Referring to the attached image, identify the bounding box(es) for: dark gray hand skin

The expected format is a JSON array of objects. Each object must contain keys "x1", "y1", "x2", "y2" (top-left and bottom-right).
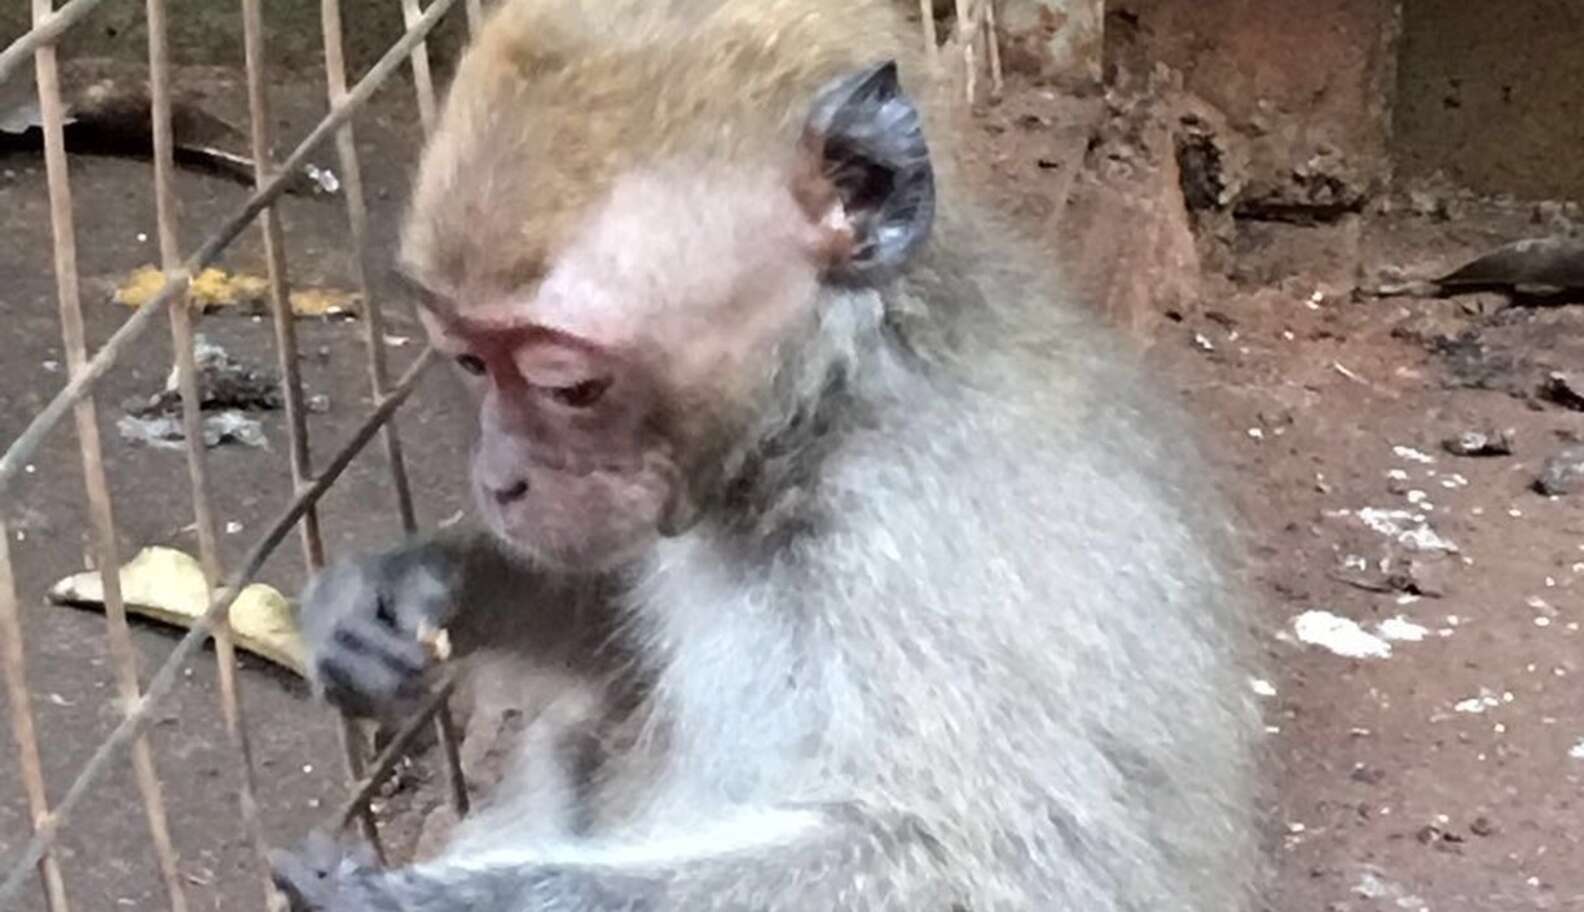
[{"x1": 271, "y1": 1, "x2": 1268, "y2": 909}]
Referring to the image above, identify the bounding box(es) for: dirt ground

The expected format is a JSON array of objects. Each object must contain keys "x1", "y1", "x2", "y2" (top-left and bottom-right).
[{"x1": 2, "y1": 66, "x2": 1583, "y2": 912}]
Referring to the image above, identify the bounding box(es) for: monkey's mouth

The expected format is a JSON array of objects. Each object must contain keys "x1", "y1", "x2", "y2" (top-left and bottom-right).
[{"x1": 472, "y1": 466, "x2": 671, "y2": 574}]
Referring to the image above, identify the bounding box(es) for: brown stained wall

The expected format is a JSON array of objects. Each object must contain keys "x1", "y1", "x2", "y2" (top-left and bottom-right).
[
  {"x1": 1106, "y1": 0, "x2": 1399, "y2": 213},
  {"x1": 1394, "y1": 0, "x2": 1584, "y2": 200}
]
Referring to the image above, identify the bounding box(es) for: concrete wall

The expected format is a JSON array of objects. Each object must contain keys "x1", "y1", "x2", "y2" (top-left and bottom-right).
[{"x1": 1393, "y1": 0, "x2": 1584, "y2": 200}]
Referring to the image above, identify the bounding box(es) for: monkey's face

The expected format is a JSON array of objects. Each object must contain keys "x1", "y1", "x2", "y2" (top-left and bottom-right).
[
  {"x1": 413, "y1": 165, "x2": 835, "y2": 572},
  {"x1": 401, "y1": 54, "x2": 936, "y2": 573}
]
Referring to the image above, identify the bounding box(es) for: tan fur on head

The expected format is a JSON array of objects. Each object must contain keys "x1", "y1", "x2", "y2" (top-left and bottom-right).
[{"x1": 400, "y1": 0, "x2": 942, "y2": 306}]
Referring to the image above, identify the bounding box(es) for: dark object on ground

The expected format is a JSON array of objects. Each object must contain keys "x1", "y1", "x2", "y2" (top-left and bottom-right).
[
  {"x1": 1435, "y1": 236, "x2": 1584, "y2": 295},
  {"x1": 1442, "y1": 429, "x2": 1515, "y2": 457},
  {"x1": 0, "y1": 58, "x2": 328, "y2": 194},
  {"x1": 124, "y1": 336, "x2": 283, "y2": 417},
  {"x1": 1540, "y1": 372, "x2": 1584, "y2": 411}
]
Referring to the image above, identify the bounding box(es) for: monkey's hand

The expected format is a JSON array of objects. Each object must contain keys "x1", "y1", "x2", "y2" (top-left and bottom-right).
[
  {"x1": 269, "y1": 830, "x2": 383, "y2": 912},
  {"x1": 297, "y1": 545, "x2": 461, "y2": 721}
]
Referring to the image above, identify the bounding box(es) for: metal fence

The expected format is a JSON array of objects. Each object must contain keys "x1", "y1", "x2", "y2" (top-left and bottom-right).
[
  {"x1": 0, "y1": 1, "x2": 482, "y2": 908},
  {"x1": 0, "y1": 1, "x2": 1000, "y2": 908}
]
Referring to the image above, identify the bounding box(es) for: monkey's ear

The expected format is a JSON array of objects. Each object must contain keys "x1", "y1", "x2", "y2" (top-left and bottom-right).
[{"x1": 801, "y1": 60, "x2": 935, "y2": 286}]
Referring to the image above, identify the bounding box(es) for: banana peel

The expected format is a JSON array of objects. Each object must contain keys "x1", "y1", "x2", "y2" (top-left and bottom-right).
[{"x1": 47, "y1": 546, "x2": 306, "y2": 678}]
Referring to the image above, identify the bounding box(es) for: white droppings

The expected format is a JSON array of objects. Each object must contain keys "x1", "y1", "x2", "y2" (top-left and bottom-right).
[
  {"x1": 1247, "y1": 428, "x2": 1265, "y2": 440},
  {"x1": 1569, "y1": 739, "x2": 1584, "y2": 760},
  {"x1": 1393, "y1": 445, "x2": 1437, "y2": 464},
  {"x1": 1454, "y1": 690, "x2": 1501, "y2": 714},
  {"x1": 1534, "y1": 616, "x2": 1552, "y2": 628},
  {"x1": 1378, "y1": 616, "x2": 1430, "y2": 642},
  {"x1": 1249, "y1": 678, "x2": 1278, "y2": 697},
  {"x1": 1194, "y1": 333, "x2": 1215, "y2": 351},
  {"x1": 1293, "y1": 611, "x2": 1392, "y2": 659},
  {"x1": 1387, "y1": 468, "x2": 1410, "y2": 481}
]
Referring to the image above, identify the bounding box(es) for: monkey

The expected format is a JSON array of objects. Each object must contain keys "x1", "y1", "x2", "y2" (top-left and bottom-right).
[{"x1": 269, "y1": 0, "x2": 1267, "y2": 909}]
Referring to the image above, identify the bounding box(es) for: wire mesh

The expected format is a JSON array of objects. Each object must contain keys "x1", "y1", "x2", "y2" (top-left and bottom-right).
[{"x1": 0, "y1": 0, "x2": 461, "y2": 908}]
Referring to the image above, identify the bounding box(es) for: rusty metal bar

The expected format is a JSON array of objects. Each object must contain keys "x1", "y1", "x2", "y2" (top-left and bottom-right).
[
  {"x1": 30, "y1": 3, "x2": 191, "y2": 909},
  {"x1": 322, "y1": 0, "x2": 420, "y2": 537},
  {"x1": 918, "y1": 0, "x2": 938, "y2": 67},
  {"x1": 0, "y1": 0, "x2": 106, "y2": 87},
  {"x1": 0, "y1": 348, "x2": 439, "y2": 910},
  {"x1": 0, "y1": 521, "x2": 69, "y2": 912},
  {"x1": 240, "y1": 0, "x2": 326, "y2": 574},
  {"x1": 323, "y1": 0, "x2": 416, "y2": 859},
  {"x1": 983, "y1": 0, "x2": 1003, "y2": 99},
  {"x1": 143, "y1": 0, "x2": 279, "y2": 905},
  {"x1": 399, "y1": 0, "x2": 438, "y2": 134},
  {"x1": 0, "y1": 0, "x2": 461, "y2": 498},
  {"x1": 389, "y1": 0, "x2": 470, "y2": 820}
]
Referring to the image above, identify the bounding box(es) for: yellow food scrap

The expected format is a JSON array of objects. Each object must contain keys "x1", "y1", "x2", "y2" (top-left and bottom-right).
[
  {"x1": 48, "y1": 546, "x2": 307, "y2": 677},
  {"x1": 113, "y1": 264, "x2": 359, "y2": 317},
  {"x1": 288, "y1": 287, "x2": 361, "y2": 317},
  {"x1": 417, "y1": 619, "x2": 454, "y2": 662}
]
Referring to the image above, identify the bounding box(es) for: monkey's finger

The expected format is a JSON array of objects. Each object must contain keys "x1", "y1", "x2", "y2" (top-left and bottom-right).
[
  {"x1": 332, "y1": 618, "x2": 430, "y2": 676},
  {"x1": 319, "y1": 652, "x2": 428, "y2": 718}
]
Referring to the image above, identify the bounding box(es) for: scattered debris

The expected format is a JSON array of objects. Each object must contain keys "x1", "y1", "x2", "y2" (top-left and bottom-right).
[
  {"x1": 1570, "y1": 739, "x2": 1584, "y2": 761},
  {"x1": 117, "y1": 411, "x2": 267, "y2": 450},
  {"x1": 1249, "y1": 678, "x2": 1277, "y2": 697},
  {"x1": 125, "y1": 336, "x2": 282, "y2": 416},
  {"x1": 1534, "y1": 446, "x2": 1584, "y2": 496},
  {"x1": 1392, "y1": 445, "x2": 1437, "y2": 465},
  {"x1": 114, "y1": 265, "x2": 361, "y2": 318},
  {"x1": 47, "y1": 546, "x2": 305, "y2": 676},
  {"x1": 1353, "y1": 507, "x2": 1459, "y2": 553},
  {"x1": 306, "y1": 394, "x2": 332, "y2": 414},
  {"x1": 1443, "y1": 429, "x2": 1515, "y2": 457}
]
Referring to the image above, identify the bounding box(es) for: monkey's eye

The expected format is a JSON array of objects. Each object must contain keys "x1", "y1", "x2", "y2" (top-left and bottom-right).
[
  {"x1": 455, "y1": 354, "x2": 487, "y2": 376},
  {"x1": 548, "y1": 377, "x2": 611, "y2": 409}
]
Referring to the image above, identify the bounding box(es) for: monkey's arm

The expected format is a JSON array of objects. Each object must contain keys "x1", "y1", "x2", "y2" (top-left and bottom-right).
[{"x1": 273, "y1": 805, "x2": 941, "y2": 911}]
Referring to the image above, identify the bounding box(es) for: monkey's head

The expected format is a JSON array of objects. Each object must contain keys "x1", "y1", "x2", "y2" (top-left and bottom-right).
[{"x1": 399, "y1": 1, "x2": 935, "y2": 572}]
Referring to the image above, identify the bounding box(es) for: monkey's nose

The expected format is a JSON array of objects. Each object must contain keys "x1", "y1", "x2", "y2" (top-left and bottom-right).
[{"x1": 491, "y1": 479, "x2": 530, "y2": 505}]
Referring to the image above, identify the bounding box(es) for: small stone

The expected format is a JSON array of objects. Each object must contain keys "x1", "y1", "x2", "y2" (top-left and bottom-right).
[
  {"x1": 1443, "y1": 429, "x2": 1515, "y2": 458},
  {"x1": 1468, "y1": 816, "x2": 1496, "y2": 837},
  {"x1": 1534, "y1": 446, "x2": 1584, "y2": 496}
]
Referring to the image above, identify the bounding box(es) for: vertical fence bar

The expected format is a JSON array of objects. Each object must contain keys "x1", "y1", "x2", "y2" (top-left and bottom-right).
[
  {"x1": 320, "y1": 0, "x2": 420, "y2": 537},
  {"x1": 464, "y1": 0, "x2": 483, "y2": 35},
  {"x1": 918, "y1": 0, "x2": 938, "y2": 68},
  {"x1": 394, "y1": 0, "x2": 470, "y2": 819},
  {"x1": 144, "y1": 0, "x2": 280, "y2": 906},
  {"x1": 30, "y1": 3, "x2": 191, "y2": 910},
  {"x1": 0, "y1": 521, "x2": 69, "y2": 912},
  {"x1": 239, "y1": 0, "x2": 326, "y2": 574},
  {"x1": 238, "y1": 0, "x2": 388, "y2": 862},
  {"x1": 399, "y1": 0, "x2": 438, "y2": 134}
]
